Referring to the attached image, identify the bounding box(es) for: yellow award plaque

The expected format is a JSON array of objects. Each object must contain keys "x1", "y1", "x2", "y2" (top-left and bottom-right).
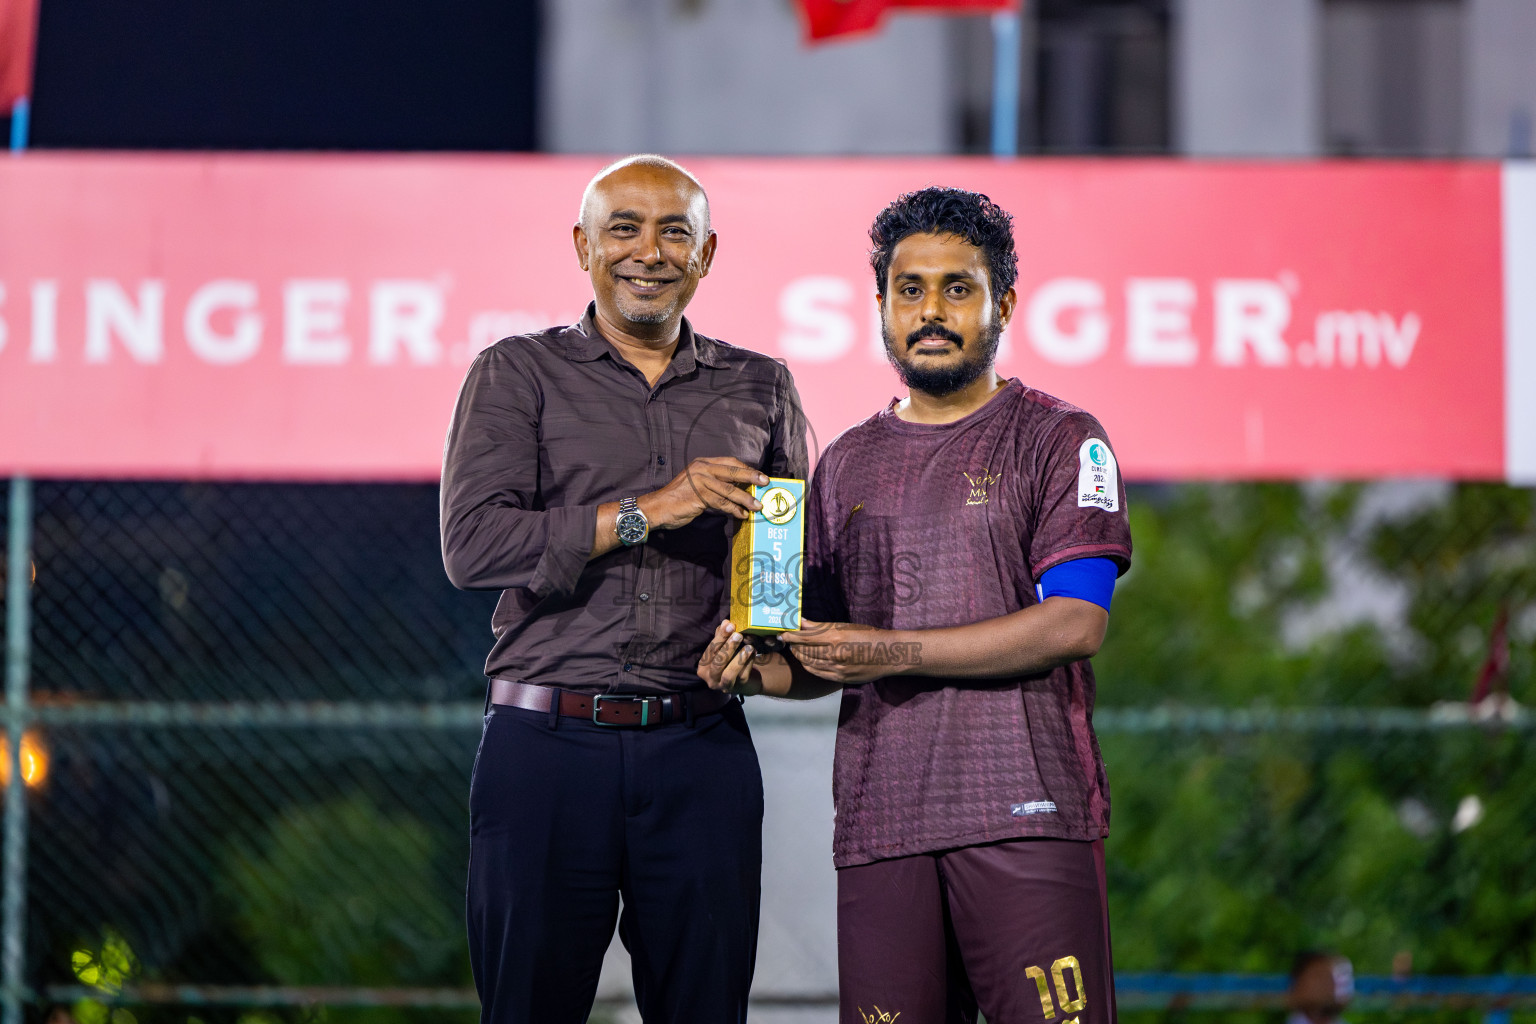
[{"x1": 729, "y1": 477, "x2": 805, "y2": 635}]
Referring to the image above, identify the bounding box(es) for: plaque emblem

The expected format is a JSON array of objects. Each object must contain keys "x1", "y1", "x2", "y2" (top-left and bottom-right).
[{"x1": 760, "y1": 485, "x2": 798, "y2": 525}]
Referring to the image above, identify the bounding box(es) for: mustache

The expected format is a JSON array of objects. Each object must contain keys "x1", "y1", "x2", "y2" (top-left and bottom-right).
[{"x1": 906, "y1": 324, "x2": 965, "y2": 349}]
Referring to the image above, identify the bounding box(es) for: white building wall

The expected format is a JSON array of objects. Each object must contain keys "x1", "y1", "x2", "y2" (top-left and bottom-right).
[{"x1": 541, "y1": 0, "x2": 959, "y2": 156}]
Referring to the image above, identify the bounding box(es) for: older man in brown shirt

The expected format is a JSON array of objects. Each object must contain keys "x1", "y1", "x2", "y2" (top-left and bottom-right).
[{"x1": 441, "y1": 155, "x2": 808, "y2": 1024}]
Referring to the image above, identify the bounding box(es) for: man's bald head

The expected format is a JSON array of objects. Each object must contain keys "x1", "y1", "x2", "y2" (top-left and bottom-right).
[
  {"x1": 579, "y1": 154, "x2": 711, "y2": 235},
  {"x1": 573, "y1": 153, "x2": 718, "y2": 340}
]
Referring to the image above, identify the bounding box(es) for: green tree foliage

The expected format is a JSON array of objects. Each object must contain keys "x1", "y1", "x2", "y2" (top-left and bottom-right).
[
  {"x1": 1100, "y1": 483, "x2": 1535, "y2": 708},
  {"x1": 220, "y1": 796, "x2": 470, "y2": 1024},
  {"x1": 70, "y1": 929, "x2": 142, "y2": 1024},
  {"x1": 1098, "y1": 483, "x2": 1536, "y2": 1020}
]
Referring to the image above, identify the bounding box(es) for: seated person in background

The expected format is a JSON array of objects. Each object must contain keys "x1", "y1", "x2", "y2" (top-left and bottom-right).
[{"x1": 1288, "y1": 952, "x2": 1355, "y2": 1024}]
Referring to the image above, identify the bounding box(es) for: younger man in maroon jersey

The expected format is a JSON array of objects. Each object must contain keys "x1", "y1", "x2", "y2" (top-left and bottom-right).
[{"x1": 699, "y1": 188, "x2": 1131, "y2": 1023}]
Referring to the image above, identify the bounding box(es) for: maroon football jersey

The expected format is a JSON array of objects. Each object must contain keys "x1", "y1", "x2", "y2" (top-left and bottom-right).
[{"x1": 802, "y1": 379, "x2": 1132, "y2": 868}]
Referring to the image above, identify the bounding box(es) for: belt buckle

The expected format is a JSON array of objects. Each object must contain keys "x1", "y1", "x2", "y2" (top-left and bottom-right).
[{"x1": 592, "y1": 694, "x2": 653, "y2": 727}]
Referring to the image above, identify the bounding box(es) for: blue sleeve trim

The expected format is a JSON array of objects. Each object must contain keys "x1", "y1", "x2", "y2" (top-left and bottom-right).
[{"x1": 1037, "y1": 557, "x2": 1117, "y2": 612}]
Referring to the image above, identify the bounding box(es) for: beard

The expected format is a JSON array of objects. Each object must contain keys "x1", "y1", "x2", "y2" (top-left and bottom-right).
[
  {"x1": 614, "y1": 295, "x2": 676, "y2": 325},
  {"x1": 882, "y1": 315, "x2": 1003, "y2": 398}
]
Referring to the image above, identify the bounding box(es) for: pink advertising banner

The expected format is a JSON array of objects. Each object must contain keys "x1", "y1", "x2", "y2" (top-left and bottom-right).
[{"x1": 0, "y1": 154, "x2": 1510, "y2": 481}]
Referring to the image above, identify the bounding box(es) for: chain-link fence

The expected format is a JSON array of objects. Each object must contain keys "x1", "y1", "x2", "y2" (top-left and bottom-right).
[
  {"x1": 10, "y1": 480, "x2": 495, "y2": 1024},
  {"x1": 5, "y1": 478, "x2": 1535, "y2": 1024}
]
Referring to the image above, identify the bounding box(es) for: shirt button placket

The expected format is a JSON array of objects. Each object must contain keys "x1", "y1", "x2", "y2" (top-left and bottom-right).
[
  {"x1": 624, "y1": 385, "x2": 656, "y2": 690},
  {"x1": 635, "y1": 400, "x2": 671, "y2": 647}
]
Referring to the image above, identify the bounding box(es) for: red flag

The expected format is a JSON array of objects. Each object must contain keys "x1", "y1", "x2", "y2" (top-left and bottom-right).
[
  {"x1": 1470, "y1": 605, "x2": 1510, "y2": 705},
  {"x1": 798, "y1": 0, "x2": 1017, "y2": 43},
  {"x1": 0, "y1": 0, "x2": 39, "y2": 109}
]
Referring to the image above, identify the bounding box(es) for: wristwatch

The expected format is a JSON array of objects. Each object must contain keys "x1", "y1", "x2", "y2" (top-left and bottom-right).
[{"x1": 616, "y1": 496, "x2": 649, "y2": 546}]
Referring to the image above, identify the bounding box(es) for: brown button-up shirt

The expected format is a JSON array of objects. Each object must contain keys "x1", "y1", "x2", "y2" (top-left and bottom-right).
[{"x1": 441, "y1": 305, "x2": 810, "y2": 695}]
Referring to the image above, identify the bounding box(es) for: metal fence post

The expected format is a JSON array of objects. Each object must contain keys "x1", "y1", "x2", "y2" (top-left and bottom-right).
[{"x1": 4, "y1": 477, "x2": 33, "y2": 1024}]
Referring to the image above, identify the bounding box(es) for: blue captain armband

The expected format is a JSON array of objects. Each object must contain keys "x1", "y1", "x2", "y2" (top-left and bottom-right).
[{"x1": 1035, "y1": 557, "x2": 1118, "y2": 612}]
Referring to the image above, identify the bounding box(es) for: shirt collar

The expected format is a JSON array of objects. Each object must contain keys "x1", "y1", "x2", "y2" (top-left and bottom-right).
[{"x1": 563, "y1": 303, "x2": 725, "y2": 370}]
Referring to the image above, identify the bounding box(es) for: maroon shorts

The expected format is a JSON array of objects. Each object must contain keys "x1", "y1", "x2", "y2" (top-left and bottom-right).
[{"x1": 837, "y1": 838, "x2": 1117, "y2": 1024}]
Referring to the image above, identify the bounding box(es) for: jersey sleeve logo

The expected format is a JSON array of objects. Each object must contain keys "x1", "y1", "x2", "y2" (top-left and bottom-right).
[{"x1": 1077, "y1": 438, "x2": 1119, "y2": 511}]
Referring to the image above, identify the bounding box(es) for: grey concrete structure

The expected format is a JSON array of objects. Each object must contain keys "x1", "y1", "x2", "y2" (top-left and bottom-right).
[
  {"x1": 541, "y1": 0, "x2": 959, "y2": 155},
  {"x1": 1174, "y1": 0, "x2": 1321, "y2": 157},
  {"x1": 1323, "y1": 0, "x2": 1463, "y2": 156},
  {"x1": 1465, "y1": 0, "x2": 1536, "y2": 157}
]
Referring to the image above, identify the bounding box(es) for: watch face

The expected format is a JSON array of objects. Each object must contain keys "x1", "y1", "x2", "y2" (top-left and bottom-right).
[{"x1": 616, "y1": 511, "x2": 648, "y2": 545}]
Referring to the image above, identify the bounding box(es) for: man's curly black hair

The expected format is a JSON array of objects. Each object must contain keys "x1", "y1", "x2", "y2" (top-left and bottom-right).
[{"x1": 869, "y1": 187, "x2": 1018, "y2": 300}]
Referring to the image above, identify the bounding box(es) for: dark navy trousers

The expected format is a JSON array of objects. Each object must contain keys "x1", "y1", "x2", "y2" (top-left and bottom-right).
[{"x1": 467, "y1": 698, "x2": 764, "y2": 1024}]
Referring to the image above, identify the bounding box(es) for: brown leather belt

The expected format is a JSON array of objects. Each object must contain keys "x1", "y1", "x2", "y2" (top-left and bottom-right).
[{"x1": 489, "y1": 678, "x2": 735, "y2": 727}]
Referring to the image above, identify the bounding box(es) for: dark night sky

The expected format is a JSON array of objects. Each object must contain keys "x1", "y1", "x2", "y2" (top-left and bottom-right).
[{"x1": 15, "y1": 0, "x2": 541, "y2": 150}]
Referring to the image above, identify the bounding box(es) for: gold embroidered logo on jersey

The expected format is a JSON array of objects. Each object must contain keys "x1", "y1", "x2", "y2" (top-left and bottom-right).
[
  {"x1": 962, "y1": 469, "x2": 1001, "y2": 506},
  {"x1": 859, "y1": 1008, "x2": 901, "y2": 1023}
]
